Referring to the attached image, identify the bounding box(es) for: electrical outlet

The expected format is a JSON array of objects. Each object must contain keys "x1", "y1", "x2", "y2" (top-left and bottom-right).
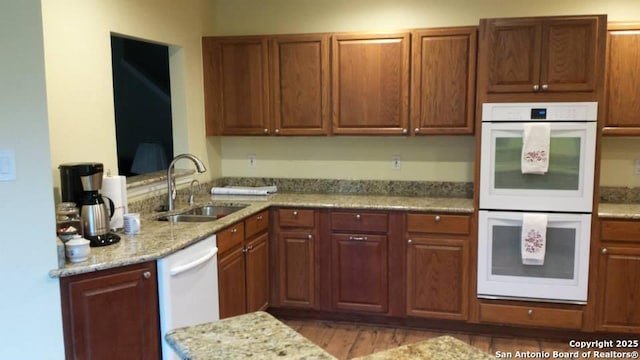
[
  {"x1": 635, "y1": 159, "x2": 640, "y2": 175},
  {"x1": 0, "y1": 149, "x2": 16, "y2": 181},
  {"x1": 391, "y1": 155, "x2": 401, "y2": 171},
  {"x1": 248, "y1": 154, "x2": 256, "y2": 169}
]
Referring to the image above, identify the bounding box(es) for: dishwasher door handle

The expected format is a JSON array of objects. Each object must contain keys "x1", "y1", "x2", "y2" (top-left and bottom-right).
[{"x1": 170, "y1": 247, "x2": 218, "y2": 276}]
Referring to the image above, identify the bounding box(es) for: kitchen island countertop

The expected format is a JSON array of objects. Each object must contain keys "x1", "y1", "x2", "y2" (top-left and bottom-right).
[
  {"x1": 165, "y1": 311, "x2": 492, "y2": 360},
  {"x1": 50, "y1": 193, "x2": 473, "y2": 278}
]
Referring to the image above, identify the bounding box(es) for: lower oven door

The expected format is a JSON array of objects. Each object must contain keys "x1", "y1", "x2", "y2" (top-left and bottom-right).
[{"x1": 477, "y1": 210, "x2": 591, "y2": 303}]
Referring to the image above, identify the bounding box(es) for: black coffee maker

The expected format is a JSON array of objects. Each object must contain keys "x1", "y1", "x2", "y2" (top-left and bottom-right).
[{"x1": 59, "y1": 163, "x2": 120, "y2": 247}]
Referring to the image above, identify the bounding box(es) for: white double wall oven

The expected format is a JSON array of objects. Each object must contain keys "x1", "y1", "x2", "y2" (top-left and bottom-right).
[{"x1": 477, "y1": 102, "x2": 598, "y2": 304}]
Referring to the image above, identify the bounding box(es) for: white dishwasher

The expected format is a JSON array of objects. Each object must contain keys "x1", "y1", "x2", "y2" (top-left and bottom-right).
[{"x1": 157, "y1": 235, "x2": 220, "y2": 360}]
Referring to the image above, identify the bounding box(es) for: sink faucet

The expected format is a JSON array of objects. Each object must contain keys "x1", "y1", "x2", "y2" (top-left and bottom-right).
[{"x1": 167, "y1": 154, "x2": 207, "y2": 211}]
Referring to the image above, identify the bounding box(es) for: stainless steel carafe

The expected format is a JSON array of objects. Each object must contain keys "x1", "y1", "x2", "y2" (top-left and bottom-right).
[{"x1": 59, "y1": 162, "x2": 120, "y2": 247}]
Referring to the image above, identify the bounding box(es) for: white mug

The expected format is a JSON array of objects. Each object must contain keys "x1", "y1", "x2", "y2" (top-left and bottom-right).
[{"x1": 123, "y1": 213, "x2": 141, "y2": 234}]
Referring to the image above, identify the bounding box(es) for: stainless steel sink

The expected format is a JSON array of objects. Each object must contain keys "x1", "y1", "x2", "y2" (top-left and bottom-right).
[{"x1": 156, "y1": 205, "x2": 248, "y2": 222}]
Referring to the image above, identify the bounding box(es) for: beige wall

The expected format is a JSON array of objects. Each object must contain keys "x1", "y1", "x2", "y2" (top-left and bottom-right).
[
  {"x1": 0, "y1": 1, "x2": 64, "y2": 357},
  {"x1": 210, "y1": 0, "x2": 640, "y2": 185},
  {"x1": 42, "y1": 0, "x2": 220, "y2": 190}
]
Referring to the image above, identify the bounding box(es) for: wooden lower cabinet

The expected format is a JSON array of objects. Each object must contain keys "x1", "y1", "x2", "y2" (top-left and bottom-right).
[
  {"x1": 218, "y1": 246, "x2": 247, "y2": 319},
  {"x1": 406, "y1": 237, "x2": 468, "y2": 320},
  {"x1": 59, "y1": 261, "x2": 160, "y2": 360},
  {"x1": 596, "y1": 218, "x2": 640, "y2": 333},
  {"x1": 274, "y1": 208, "x2": 318, "y2": 309},
  {"x1": 246, "y1": 233, "x2": 270, "y2": 312},
  {"x1": 406, "y1": 213, "x2": 470, "y2": 321},
  {"x1": 218, "y1": 210, "x2": 270, "y2": 319},
  {"x1": 278, "y1": 230, "x2": 316, "y2": 308},
  {"x1": 332, "y1": 233, "x2": 388, "y2": 313},
  {"x1": 479, "y1": 302, "x2": 583, "y2": 330}
]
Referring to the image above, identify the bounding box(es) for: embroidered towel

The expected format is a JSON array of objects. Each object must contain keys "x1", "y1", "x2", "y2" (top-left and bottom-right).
[
  {"x1": 521, "y1": 213, "x2": 548, "y2": 266},
  {"x1": 521, "y1": 123, "x2": 551, "y2": 174}
]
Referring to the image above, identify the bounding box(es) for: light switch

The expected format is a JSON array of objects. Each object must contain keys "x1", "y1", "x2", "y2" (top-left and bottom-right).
[{"x1": 0, "y1": 149, "x2": 16, "y2": 181}]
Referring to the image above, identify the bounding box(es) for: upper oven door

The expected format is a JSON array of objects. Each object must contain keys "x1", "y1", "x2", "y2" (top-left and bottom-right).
[{"x1": 480, "y1": 121, "x2": 596, "y2": 212}]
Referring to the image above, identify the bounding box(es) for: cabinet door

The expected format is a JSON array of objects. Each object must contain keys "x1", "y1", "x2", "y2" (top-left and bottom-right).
[
  {"x1": 411, "y1": 27, "x2": 476, "y2": 135},
  {"x1": 202, "y1": 36, "x2": 270, "y2": 135},
  {"x1": 406, "y1": 237, "x2": 468, "y2": 320},
  {"x1": 331, "y1": 32, "x2": 410, "y2": 135},
  {"x1": 218, "y1": 246, "x2": 246, "y2": 318},
  {"x1": 481, "y1": 18, "x2": 542, "y2": 93},
  {"x1": 541, "y1": 17, "x2": 599, "y2": 92},
  {"x1": 597, "y1": 245, "x2": 640, "y2": 333},
  {"x1": 271, "y1": 34, "x2": 330, "y2": 135},
  {"x1": 60, "y1": 262, "x2": 160, "y2": 360},
  {"x1": 278, "y1": 230, "x2": 315, "y2": 308},
  {"x1": 246, "y1": 232, "x2": 270, "y2": 312},
  {"x1": 604, "y1": 24, "x2": 640, "y2": 134},
  {"x1": 332, "y1": 234, "x2": 388, "y2": 313}
]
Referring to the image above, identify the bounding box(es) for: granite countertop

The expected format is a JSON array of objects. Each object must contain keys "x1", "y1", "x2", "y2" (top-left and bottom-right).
[
  {"x1": 50, "y1": 193, "x2": 473, "y2": 278},
  {"x1": 165, "y1": 311, "x2": 492, "y2": 360},
  {"x1": 598, "y1": 203, "x2": 640, "y2": 219},
  {"x1": 352, "y1": 335, "x2": 492, "y2": 360},
  {"x1": 165, "y1": 311, "x2": 335, "y2": 360}
]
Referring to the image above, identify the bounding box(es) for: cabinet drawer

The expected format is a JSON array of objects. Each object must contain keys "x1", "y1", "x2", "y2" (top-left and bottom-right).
[
  {"x1": 278, "y1": 208, "x2": 315, "y2": 228},
  {"x1": 601, "y1": 219, "x2": 640, "y2": 243},
  {"x1": 480, "y1": 303, "x2": 583, "y2": 330},
  {"x1": 217, "y1": 222, "x2": 245, "y2": 255},
  {"x1": 245, "y1": 210, "x2": 269, "y2": 239},
  {"x1": 407, "y1": 213, "x2": 470, "y2": 235},
  {"x1": 331, "y1": 212, "x2": 388, "y2": 233}
]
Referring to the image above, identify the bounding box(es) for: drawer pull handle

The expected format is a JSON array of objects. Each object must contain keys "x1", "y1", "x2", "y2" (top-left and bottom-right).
[
  {"x1": 231, "y1": 228, "x2": 238, "y2": 233},
  {"x1": 602, "y1": 248, "x2": 608, "y2": 255},
  {"x1": 355, "y1": 214, "x2": 361, "y2": 220},
  {"x1": 307, "y1": 234, "x2": 313, "y2": 240},
  {"x1": 434, "y1": 215, "x2": 441, "y2": 222},
  {"x1": 527, "y1": 309, "x2": 533, "y2": 316},
  {"x1": 407, "y1": 239, "x2": 413, "y2": 244},
  {"x1": 256, "y1": 215, "x2": 263, "y2": 221},
  {"x1": 349, "y1": 236, "x2": 367, "y2": 241},
  {"x1": 293, "y1": 211, "x2": 298, "y2": 216},
  {"x1": 143, "y1": 271, "x2": 151, "y2": 279}
]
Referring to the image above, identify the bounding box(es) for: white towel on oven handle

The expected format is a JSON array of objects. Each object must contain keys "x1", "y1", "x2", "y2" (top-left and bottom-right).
[
  {"x1": 521, "y1": 213, "x2": 547, "y2": 266},
  {"x1": 521, "y1": 123, "x2": 550, "y2": 174}
]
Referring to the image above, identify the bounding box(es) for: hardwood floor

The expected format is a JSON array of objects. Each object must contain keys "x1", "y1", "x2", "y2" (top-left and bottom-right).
[{"x1": 280, "y1": 318, "x2": 580, "y2": 359}]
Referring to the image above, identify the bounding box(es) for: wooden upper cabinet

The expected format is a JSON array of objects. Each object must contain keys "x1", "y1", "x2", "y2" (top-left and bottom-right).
[
  {"x1": 202, "y1": 36, "x2": 270, "y2": 135},
  {"x1": 478, "y1": 15, "x2": 605, "y2": 100},
  {"x1": 603, "y1": 23, "x2": 640, "y2": 135},
  {"x1": 271, "y1": 34, "x2": 330, "y2": 135},
  {"x1": 331, "y1": 32, "x2": 410, "y2": 135},
  {"x1": 411, "y1": 27, "x2": 477, "y2": 135}
]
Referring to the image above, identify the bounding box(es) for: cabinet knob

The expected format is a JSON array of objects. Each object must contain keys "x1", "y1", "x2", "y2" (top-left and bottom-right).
[
  {"x1": 355, "y1": 214, "x2": 361, "y2": 220},
  {"x1": 256, "y1": 215, "x2": 263, "y2": 221},
  {"x1": 292, "y1": 211, "x2": 298, "y2": 216},
  {"x1": 231, "y1": 228, "x2": 238, "y2": 233},
  {"x1": 602, "y1": 248, "x2": 608, "y2": 255},
  {"x1": 242, "y1": 247, "x2": 248, "y2": 253},
  {"x1": 434, "y1": 215, "x2": 441, "y2": 222},
  {"x1": 401, "y1": 128, "x2": 408, "y2": 134},
  {"x1": 527, "y1": 309, "x2": 533, "y2": 316},
  {"x1": 275, "y1": 129, "x2": 280, "y2": 134},
  {"x1": 263, "y1": 128, "x2": 269, "y2": 134},
  {"x1": 247, "y1": 245, "x2": 253, "y2": 251},
  {"x1": 541, "y1": 84, "x2": 548, "y2": 91},
  {"x1": 143, "y1": 271, "x2": 151, "y2": 279},
  {"x1": 533, "y1": 84, "x2": 540, "y2": 91},
  {"x1": 407, "y1": 239, "x2": 413, "y2": 244},
  {"x1": 414, "y1": 128, "x2": 420, "y2": 134},
  {"x1": 307, "y1": 234, "x2": 313, "y2": 240}
]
